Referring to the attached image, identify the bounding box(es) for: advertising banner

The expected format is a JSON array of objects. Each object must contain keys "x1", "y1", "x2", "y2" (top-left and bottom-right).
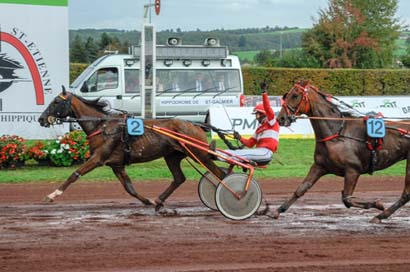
[
  {"x1": 338, "y1": 96, "x2": 410, "y2": 116},
  {"x1": 210, "y1": 106, "x2": 314, "y2": 139},
  {"x1": 0, "y1": 0, "x2": 69, "y2": 139},
  {"x1": 210, "y1": 95, "x2": 410, "y2": 139}
]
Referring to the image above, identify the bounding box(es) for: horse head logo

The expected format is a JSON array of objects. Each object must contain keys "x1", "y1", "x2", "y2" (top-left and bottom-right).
[{"x1": 0, "y1": 53, "x2": 24, "y2": 93}]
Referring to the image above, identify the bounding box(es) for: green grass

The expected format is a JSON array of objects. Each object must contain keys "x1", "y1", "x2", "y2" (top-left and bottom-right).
[
  {"x1": 233, "y1": 50, "x2": 259, "y2": 61},
  {"x1": 0, "y1": 139, "x2": 405, "y2": 184},
  {"x1": 395, "y1": 38, "x2": 408, "y2": 57}
]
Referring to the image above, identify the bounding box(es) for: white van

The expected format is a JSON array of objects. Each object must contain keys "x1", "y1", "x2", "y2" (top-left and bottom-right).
[{"x1": 69, "y1": 40, "x2": 244, "y2": 123}]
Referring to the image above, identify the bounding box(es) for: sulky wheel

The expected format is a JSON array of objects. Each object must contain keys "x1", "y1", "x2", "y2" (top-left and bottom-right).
[
  {"x1": 198, "y1": 168, "x2": 227, "y2": 210},
  {"x1": 215, "y1": 173, "x2": 262, "y2": 220}
]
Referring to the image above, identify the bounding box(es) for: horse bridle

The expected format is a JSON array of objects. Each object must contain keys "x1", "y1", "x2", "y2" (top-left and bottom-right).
[
  {"x1": 282, "y1": 83, "x2": 312, "y2": 119},
  {"x1": 54, "y1": 93, "x2": 73, "y2": 123},
  {"x1": 51, "y1": 92, "x2": 127, "y2": 140},
  {"x1": 282, "y1": 83, "x2": 354, "y2": 143},
  {"x1": 57, "y1": 92, "x2": 74, "y2": 115},
  {"x1": 45, "y1": 92, "x2": 74, "y2": 125}
]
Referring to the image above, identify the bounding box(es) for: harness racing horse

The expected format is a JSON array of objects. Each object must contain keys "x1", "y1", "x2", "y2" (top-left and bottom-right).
[
  {"x1": 38, "y1": 87, "x2": 224, "y2": 211},
  {"x1": 275, "y1": 80, "x2": 410, "y2": 223}
]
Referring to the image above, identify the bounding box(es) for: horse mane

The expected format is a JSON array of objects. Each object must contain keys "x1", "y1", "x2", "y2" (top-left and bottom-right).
[
  {"x1": 292, "y1": 80, "x2": 363, "y2": 118},
  {"x1": 315, "y1": 89, "x2": 363, "y2": 118},
  {"x1": 285, "y1": 80, "x2": 364, "y2": 118},
  {"x1": 72, "y1": 94, "x2": 110, "y2": 114}
]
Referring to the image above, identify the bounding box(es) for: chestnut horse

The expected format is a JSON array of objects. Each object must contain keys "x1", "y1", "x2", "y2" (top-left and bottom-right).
[
  {"x1": 275, "y1": 80, "x2": 410, "y2": 223},
  {"x1": 38, "y1": 88, "x2": 224, "y2": 211}
]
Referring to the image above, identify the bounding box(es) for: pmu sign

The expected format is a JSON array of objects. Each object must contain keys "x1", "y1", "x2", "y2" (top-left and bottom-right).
[
  {"x1": 0, "y1": 0, "x2": 69, "y2": 139},
  {"x1": 210, "y1": 106, "x2": 315, "y2": 139}
]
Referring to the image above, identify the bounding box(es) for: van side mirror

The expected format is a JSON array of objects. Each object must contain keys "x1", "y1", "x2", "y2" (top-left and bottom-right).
[{"x1": 80, "y1": 81, "x2": 89, "y2": 93}]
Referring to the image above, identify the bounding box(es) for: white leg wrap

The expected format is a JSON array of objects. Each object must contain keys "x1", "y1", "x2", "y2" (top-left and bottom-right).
[{"x1": 47, "y1": 189, "x2": 63, "y2": 200}]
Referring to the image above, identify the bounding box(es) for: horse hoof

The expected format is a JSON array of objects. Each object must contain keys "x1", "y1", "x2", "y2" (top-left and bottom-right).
[
  {"x1": 369, "y1": 217, "x2": 382, "y2": 224},
  {"x1": 157, "y1": 208, "x2": 178, "y2": 216},
  {"x1": 155, "y1": 203, "x2": 164, "y2": 212},
  {"x1": 374, "y1": 200, "x2": 385, "y2": 211},
  {"x1": 43, "y1": 196, "x2": 54, "y2": 203},
  {"x1": 143, "y1": 199, "x2": 155, "y2": 206},
  {"x1": 255, "y1": 205, "x2": 269, "y2": 216},
  {"x1": 271, "y1": 210, "x2": 280, "y2": 219}
]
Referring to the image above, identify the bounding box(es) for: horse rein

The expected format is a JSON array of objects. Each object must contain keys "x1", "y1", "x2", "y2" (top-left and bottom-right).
[{"x1": 281, "y1": 83, "x2": 410, "y2": 143}]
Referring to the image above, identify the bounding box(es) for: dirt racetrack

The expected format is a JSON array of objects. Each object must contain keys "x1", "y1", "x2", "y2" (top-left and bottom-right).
[{"x1": 1, "y1": 176, "x2": 410, "y2": 272}]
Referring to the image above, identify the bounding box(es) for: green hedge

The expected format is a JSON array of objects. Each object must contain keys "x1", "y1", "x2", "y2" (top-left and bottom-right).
[
  {"x1": 242, "y1": 67, "x2": 410, "y2": 96},
  {"x1": 70, "y1": 63, "x2": 410, "y2": 96}
]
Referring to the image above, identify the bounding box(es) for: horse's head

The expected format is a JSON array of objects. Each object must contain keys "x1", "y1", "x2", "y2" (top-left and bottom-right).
[
  {"x1": 39, "y1": 86, "x2": 74, "y2": 127},
  {"x1": 277, "y1": 80, "x2": 313, "y2": 127}
]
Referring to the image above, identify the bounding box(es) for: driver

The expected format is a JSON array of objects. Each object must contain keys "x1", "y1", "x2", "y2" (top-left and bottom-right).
[{"x1": 211, "y1": 83, "x2": 280, "y2": 164}]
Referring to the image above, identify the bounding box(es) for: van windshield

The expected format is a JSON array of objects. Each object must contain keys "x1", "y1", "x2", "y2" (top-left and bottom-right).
[
  {"x1": 156, "y1": 69, "x2": 241, "y2": 95},
  {"x1": 70, "y1": 66, "x2": 95, "y2": 88},
  {"x1": 70, "y1": 56, "x2": 111, "y2": 88}
]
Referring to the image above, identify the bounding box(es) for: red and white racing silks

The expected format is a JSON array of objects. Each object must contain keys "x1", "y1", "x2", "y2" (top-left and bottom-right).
[{"x1": 240, "y1": 93, "x2": 280, "y2": 152}]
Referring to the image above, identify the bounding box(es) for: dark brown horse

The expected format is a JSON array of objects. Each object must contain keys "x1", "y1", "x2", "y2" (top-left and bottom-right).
[
  {"x1": 38, "y1": 88, "x2": 224, "y2": 211},
  {"x1": 275, "y1": 80, "x2": 410, "y2": 223}
]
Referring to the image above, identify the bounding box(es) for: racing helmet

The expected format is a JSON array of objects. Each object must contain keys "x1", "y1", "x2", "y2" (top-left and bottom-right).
[{"x1": 252, "y1": 103, "x2": 266, "y2": 115}]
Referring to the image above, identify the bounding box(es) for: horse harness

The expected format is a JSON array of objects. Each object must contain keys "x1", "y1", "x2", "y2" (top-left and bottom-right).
[
  {"x1": 282, "y1": 83, "x2": 367, "y2": 143},
  {"x1": 57, "y1": 92, "x2": 134, "y2": 164},
  {"x1": 282, "y1": 83, "x2": 410, "y2": 174}
]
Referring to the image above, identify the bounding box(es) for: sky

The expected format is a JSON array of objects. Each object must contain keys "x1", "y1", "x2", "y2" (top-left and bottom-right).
[{"x1": 68, "y1": 0, "x2": 410, "y2": 31}]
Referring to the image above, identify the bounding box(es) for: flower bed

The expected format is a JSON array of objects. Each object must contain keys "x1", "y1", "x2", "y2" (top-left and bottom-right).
[
  {"x1": 0, "y1": 135, "x2": 27, "y2": 169},
  {"x1": 27, "y1": 141, "x2": 49, "y2": 161},
  {"x1": 46, "y1": 131, "x2": 90, "y2": 167},
  {"x1": 1, "y1": 131, "x2": 90, "y2": 168}
]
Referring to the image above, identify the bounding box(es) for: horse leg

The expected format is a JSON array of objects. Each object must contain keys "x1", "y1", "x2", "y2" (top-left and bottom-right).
[
  {"x1": 111, "y1": 166, "x2": 155, "y2": 206},
  {"x1": 341, "y1": 168, "x2": 385, "y2": 211},
  {"x1": 154, "y1": 152, "x2": 186, "y2": 211},
  {"x1": 44, "y1": 156, "x2": 103, "y2": 202},
  {"x1": 202, "y1": 157, "x2": 226, "y2": 179},
  {"x1": 271, "y1": 164, "x2": 326, "y2": 219},
  {"x1": 369, "y1": 158, "x2": 410, "y2": 223}
]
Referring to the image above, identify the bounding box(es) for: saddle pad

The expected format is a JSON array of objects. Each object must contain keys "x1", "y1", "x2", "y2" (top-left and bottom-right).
[
  {"x1": 127, "y1": 118, "x2": 144, "y2": 136},
  {"x1": 366, "y1": 118, "x2": 385, "y2": 138}
]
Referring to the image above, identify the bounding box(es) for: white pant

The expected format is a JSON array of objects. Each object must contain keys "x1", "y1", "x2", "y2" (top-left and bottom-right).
[{"x1": 220, "y1": 147, "x2": 273, "y2": 162}]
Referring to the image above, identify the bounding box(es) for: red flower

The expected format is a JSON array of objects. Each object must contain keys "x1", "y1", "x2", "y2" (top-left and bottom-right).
[{"x1": 0, "y1": 135, "x2": 27, "y2": 168}]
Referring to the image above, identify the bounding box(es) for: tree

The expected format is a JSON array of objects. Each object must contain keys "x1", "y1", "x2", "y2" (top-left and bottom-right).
[
  {"x1": 99, "y1": 32, "x2": 112, "y2": 50},
  {"x1": 98, "y1": 33, "x2": 123, "y2": 54},
  {"x1": 254, "y1": 50, "x2": 274, "y2": 66},
  {"x1": 238, "y1": 35, "x2": 247, "y2": 48},
  {"x1": 70, "y1": 35, "x2": 87, "y2": 63},
  {"x1": 401, "y1": 36, "x2": 410, "y2": 68},
  {"x1": 275, "y1": 49, "x2": 321, "y2": 68},
  {"x1": 302, "y1": 0, "x2": 402, "y2": 68},
  {"x1": 84, "y1": 37, "x2": 99, "y2": 63}
]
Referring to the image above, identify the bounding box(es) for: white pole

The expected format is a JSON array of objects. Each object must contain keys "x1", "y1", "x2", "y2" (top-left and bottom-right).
[
  {"x1": 280, "y1": 31, "x2": 283, "y2": 59},
  {"x1": 151, "y1": 24, "x2": 156, "y2": 119},
  {"x1": 140, "y1": 25, "x2": 146, "y2": 118}
]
